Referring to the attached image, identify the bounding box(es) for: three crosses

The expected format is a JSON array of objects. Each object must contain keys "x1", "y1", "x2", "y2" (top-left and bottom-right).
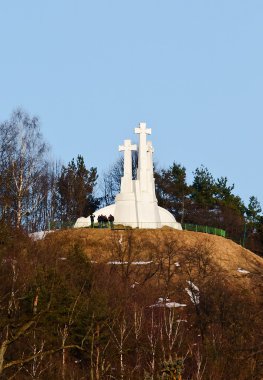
[{"x1": 119, "y1": 123, "x2": 153, "y2": 180}]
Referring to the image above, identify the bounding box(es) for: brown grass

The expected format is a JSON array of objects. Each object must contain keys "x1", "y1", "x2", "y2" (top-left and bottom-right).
[{"x1": 44, "y1": 227, "x2": 263, "y2": 275}]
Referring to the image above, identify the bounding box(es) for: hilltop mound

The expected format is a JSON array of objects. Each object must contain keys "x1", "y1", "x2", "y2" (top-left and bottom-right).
[
  {"x1": 45, "y1": 227, "x2": 263, "y2": 297},
  {"x1": 46, "y1": 227, "x2": 263, "y2": 271}
]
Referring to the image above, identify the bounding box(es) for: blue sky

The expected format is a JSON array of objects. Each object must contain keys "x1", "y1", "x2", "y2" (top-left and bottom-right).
[{"x1": 0, "y1": 1, "x2": 262, "y2": 206}]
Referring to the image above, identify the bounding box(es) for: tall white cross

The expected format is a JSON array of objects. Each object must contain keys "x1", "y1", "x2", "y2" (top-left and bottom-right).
[
  {"x1": 135, "y1": 122, "x2": 151, "y2": 141},
  {"x1": 147, "y1": 141, "x2": 154, "y2": 153},
  {"x1": 135, "y1": 122, "x2": 151, "y2": 175},
  {"x1": 147, "y1": 141, "x2": 154, "y2": 173},
  {"x1": 119, "y1": 139, "x2": 137, "y2": 179}
]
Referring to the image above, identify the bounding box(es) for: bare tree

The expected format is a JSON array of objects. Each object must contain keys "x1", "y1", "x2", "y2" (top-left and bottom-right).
[
  {"x1": 0, "y1": 109, "x2": 50, "y2": 230},
  {"x1": 108, "y1": 315, "x2": 130, "y2": 380},
  {"x1": 147, "y1": 310, "x2": 159, "y2": 379}
]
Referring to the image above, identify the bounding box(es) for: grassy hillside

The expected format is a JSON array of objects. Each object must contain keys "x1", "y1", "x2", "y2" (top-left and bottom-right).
[
  {"x1": 48, "y1": 227, "x2": 263, "y2": 294},
  {"x1": 54, "y1": 227, "x2": 263, "y2": 267}
]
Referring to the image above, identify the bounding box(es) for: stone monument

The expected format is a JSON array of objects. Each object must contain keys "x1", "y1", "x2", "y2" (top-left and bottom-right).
[{"x1": 75, "y1": 123, "x2": 182, "y2": 229}]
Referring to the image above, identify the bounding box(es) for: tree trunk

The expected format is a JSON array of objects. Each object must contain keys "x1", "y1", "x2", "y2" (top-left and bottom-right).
[{"x1": 0, "y1": 340, "x2": 8, "y2": 375}]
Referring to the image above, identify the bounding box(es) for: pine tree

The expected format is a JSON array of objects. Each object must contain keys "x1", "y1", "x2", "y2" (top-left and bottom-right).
[
  {"x1": 57, "y1": 155, "x2": 99, "y2": 224},
  {"x1": 155, "y1": 163, "x2": 189, "y2": 223},
  {"x1": 191, "y1": 165, "x2": 215, "y2": 207},
  {"x1": 246, "y1": 196, "x2": 262, "y2": 224}
]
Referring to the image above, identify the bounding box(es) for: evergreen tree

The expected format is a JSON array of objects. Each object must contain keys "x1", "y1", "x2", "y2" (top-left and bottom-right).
[
  {"x1": 191, "y1": 165, "x2": 215, "y2": 206},
  {"x1": 57, "y1": 155, "x2": 99, "y2": 223},
  {"x1": 187, "y1": 167, "x2": 246, "y2": 234},
  {"x1": 246, "y1": 196, "x2": 262, "y2": 225},
  {"x1": 155, "y1": 163, "x2": 189, "y2": 223},
  {"x1": 213, "y1": 176, "x2": 245, "y2": 235},
  {"x1": 214, "y1": 176, "x2": 234, "y2": 202}
]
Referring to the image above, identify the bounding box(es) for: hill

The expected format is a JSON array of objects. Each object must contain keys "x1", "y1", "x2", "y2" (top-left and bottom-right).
[{"x1": 46, "y1": 227, "x2": 263, "y2": 293}]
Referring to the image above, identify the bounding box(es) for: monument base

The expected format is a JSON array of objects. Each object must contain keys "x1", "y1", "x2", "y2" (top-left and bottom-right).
[{"x1": 74, "y1": 204, "x2": 182, "y2": 230}]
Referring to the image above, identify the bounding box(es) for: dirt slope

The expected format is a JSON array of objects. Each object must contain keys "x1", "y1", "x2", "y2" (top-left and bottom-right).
[{"x1": 46, "y1": 227, "x2": 263, "y2": 275}]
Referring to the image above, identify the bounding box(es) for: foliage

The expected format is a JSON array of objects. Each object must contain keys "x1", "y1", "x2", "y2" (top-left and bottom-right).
[
  {"x1": 155, "y1": 163, "x2": 189, "y2": 223},
  {"x1": 0, "y1": 110, "x2": 100, "y2": 232},
  {"x1": 154, "y1": 163, "x2": 257, "y2": 250},
  {"x1": 246, "y1": 195, "x2": 262, "y2": 224},
  {"x1": 191, "y1": 165, "x2": 215, "y2": 206},
  {"x1": 56, "y1": 155, "x2": 99, "y2": 222},
  {"x1": 160, "y1": 358, "x2": 183, "y2": 380}
]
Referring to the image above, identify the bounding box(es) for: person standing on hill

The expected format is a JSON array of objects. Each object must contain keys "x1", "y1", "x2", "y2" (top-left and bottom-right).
[
  {"x1": 103, "y1": 215, "x2": 108, "y2": 228},
  {"x1": 90, "y1": 214, "x2": 95, "y2": 228},
  {"x1": 108, "y1": 214, "x2": 114, "y2": 229},
  {"x1": 97, "y1": 215, "x2": 102, "y2": 228}
]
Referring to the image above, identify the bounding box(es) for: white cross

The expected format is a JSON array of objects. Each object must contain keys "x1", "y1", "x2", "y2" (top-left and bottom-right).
[
  {"x1": 135, "y1": 122, "x2": 151, "y2": 180},
  {"x1": 147, "y1": 141, "x2": 154, "y2": 172},
  {"x1": 135, "y1": 122, "x2": 151, "y2": 136},
  {"x1": 119, "y1": 139, "x2": 137, "y2": 153},
  {"x1": 119, "y1": 139, "x2": 137, "y2": 179},
  {"x1": 147, "y1": 141, "x2": 154, "y2": 154}
]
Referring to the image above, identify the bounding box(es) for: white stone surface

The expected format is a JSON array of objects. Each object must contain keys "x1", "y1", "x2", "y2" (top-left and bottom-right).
[
  {"x1": 74, "y1": 204, "x2": 115, "y2": 228},
  {"x1": 119, "y1": 139, "x2": 137, "y2": 181},
  {"x1": 75, "y1": 123, "x2": 182, "y2": 230}
]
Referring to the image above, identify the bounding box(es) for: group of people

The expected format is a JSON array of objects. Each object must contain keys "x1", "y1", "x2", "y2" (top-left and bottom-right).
[{"x1": 90, "y1": 214, "x2": 114, "y2": 228}]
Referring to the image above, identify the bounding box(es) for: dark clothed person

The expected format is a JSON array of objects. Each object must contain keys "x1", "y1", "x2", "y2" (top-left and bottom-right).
[
  {"x1": 108, "y1": 214, "x2": 114, "y2": 229},
  {"x1": 97, "y1": 215, "x2": 102, "y2": 228},
  {"x1": 102, "y1": 215, "x2": 108, "y2": 227}
]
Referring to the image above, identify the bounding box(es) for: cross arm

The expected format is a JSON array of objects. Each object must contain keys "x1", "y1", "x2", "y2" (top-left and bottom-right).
[
  {"x1": 135, "y1": 127, "x2": 152, "y2": 135},
  {"x1": 135, "y1": 122, "x2": 152, "y2": 135},
  {"x1": 119, "y1": 140, "x2": 137, "y2": 152}
]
